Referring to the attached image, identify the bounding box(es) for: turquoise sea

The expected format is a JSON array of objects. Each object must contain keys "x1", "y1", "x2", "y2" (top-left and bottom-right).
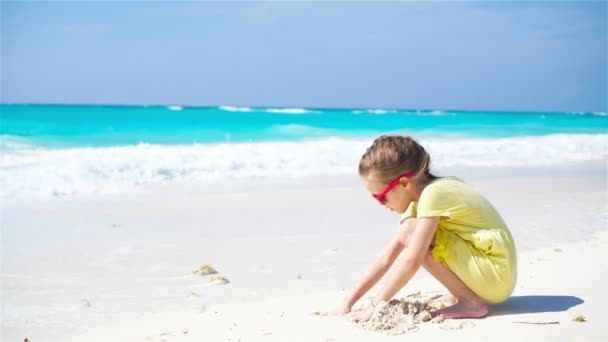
[
  {"x1": 2, "y1": 104, "x2": 607, "y2": 148},
  {"x1": 1, "y1": 104, "x2": 607, "y2": 198}
]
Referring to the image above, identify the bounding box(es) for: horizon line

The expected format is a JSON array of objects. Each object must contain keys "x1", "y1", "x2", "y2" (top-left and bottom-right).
[{"x1": 1, "y1": 101, "x2": 605, "y2": 115}]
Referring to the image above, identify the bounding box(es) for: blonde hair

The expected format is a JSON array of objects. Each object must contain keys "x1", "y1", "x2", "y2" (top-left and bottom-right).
[{"x1": 358, "y1": 135, "x2": 437, "y2": 184}]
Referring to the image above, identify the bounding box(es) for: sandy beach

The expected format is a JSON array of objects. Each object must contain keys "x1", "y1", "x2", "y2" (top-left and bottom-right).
[
  {"x1": 3, "y1": 1, "x2": 607, "y2": 340},
  {"x1": 2, "y1": 162, "x2": 607, "y2": 341}
]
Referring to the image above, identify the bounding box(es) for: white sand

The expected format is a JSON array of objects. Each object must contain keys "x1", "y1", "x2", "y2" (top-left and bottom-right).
[
  {"x1": 52, "y1": 232, "x2": 608, "y2": 342},
  {"x1": 2, "y1": 163, "x2": 607, "y2": 341}
]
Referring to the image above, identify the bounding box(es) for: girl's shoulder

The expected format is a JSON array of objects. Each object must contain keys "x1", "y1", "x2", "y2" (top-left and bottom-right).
[
  {"x1": 417, "y1": 176, "x2": 490, "y2": 219},
  {"x1": 425, "y1": 176, "x2": 466, "y2": 190},
  {"x1": 420, "y1": 176, "x2": 476, "y2": 202},
  {"x1": 433, "y1": 176, "x2": 464, "y2": 183}
]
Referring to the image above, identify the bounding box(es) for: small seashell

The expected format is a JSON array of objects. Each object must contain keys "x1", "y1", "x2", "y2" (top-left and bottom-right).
[
  {"x1": 201, "y1": 264, "x2": 217, "y2": 273},
  {"x1": 572, "y1": 315, "x2": 587, "y2": 322},
  {"x1": 209, "y1": 275, "x2": 230, "y2": 284},
  {"x1": 193, "y1": 264, "x2": 218, "y2": 275}
]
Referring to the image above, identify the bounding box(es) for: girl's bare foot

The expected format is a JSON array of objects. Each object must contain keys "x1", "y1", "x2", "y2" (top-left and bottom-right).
[
  {"x1": 432, "y1": 299, "x2": 488, "y2": 319},
  {"x1": 430, "y1": 293, "x2": 458, "y2": 309}
]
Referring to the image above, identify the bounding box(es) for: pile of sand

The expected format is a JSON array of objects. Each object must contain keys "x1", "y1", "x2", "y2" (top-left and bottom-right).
[{"x1": 355, "y1": 293, "x2": 447, "y2": 335}]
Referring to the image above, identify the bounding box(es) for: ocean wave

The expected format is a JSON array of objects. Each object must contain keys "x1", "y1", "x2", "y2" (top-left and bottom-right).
[
  {"x1": 351, "y1": 109, "x2": 455, "y2": 116},
  {"x1": 264, "y1": 108, "x2": 320, "y2": 114},
  {"x1": 218, "y1": 106, "x2": 254, "y2": 112},
  {"x1": 0, "y1": 135, "x2": 42, "y2": 152},
  {"x1": 352, "y1": 109, "x2": 398, "y2": 114},
  {"x1": 1, "y1": 134, "x2": 606, "y2": 199},
  {"x1": 413, "y1": 110, "x2": 456, "y2": 116},
  {"x1": 219, "y1": 106, "x2": 319, "y2": 114},
  {"x1": 167, "y1": 106, "x2": 183, "y2": 111}
]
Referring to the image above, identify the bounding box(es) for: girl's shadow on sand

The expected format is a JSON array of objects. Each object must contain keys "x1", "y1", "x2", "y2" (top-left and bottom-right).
[{"x1": 490, "y1": 295, "x2": 584, "y2": 316}]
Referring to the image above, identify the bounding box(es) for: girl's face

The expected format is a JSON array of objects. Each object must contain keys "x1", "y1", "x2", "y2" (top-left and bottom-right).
[{"x1": 362, "y1": 173, "x2": 416, "y2": 214}]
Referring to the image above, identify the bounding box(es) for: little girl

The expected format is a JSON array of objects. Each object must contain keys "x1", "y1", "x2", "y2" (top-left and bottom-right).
[{"x1": 340, "y1": 135, "x2": 517, "y2": 322}]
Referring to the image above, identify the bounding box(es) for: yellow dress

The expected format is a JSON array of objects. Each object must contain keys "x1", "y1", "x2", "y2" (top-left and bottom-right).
[{"x1": 401, "y1": 177, "x2": 517, "y2": 304}]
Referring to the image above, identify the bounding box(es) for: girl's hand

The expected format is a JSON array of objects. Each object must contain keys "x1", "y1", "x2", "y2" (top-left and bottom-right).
[
  {"x1": 348, "y1": 303, "x2": 375, "y2": 322},
  {"x1": 332, "y1": 300, "x2": 353, "y2": 315}
]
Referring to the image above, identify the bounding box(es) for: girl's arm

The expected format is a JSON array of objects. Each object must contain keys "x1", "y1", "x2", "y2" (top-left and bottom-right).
[
  {"x1": 339, "y1": 217, "x2": 414, "y2": 312},
  {"x1": 371, "y1": 216, "x2": 439, "y2": 305}
]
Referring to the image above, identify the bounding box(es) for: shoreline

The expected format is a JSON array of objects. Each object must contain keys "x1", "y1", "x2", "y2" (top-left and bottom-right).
[{"x1": 3, "y1": 159, "x2": 605, "y2": 204}]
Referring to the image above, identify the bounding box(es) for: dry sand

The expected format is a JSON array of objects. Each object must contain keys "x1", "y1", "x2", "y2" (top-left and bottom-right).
[{"x1": 54, "y1": 231, "x2": 607, "y2": 342}]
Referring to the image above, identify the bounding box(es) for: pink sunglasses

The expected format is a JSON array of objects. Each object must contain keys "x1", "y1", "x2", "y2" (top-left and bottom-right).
[{"x1": 372, "y1": 171, "x2": 417, "y2": 205}]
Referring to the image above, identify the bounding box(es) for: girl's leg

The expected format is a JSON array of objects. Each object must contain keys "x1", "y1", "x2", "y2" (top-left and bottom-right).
[{"x1": 422, "y1": 250, "x2": 488, "y2": 319}]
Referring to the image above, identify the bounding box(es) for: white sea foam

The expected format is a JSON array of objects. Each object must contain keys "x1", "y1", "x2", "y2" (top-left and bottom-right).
[
  {"x1": 167, "y1": 106, "x2": 183, "y2": 111},
  {"x1": 351, "y1": 109, "x2": 455, "y2": 116},
  {"x1": 218, "y1": 106, "x2": 318, "y2": 114},
  {"x1": 218, "y1": 106, "x2": 254, "y2": 112},
  {"x1": 1, "y1": 134, "x2": 606, "y2": 199},
  {"x1": 414, "y1": 110, "x2": 456, "y2": 116},
  {"x1": 264, "y1": 108, "x2": 320, "y2": 114},
  {"x1": 0, "y1": 135, "x2": 42, "y2": 152},
  {"x1": 352, "y1": 109, "x2": 398, "y2": 114}
]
